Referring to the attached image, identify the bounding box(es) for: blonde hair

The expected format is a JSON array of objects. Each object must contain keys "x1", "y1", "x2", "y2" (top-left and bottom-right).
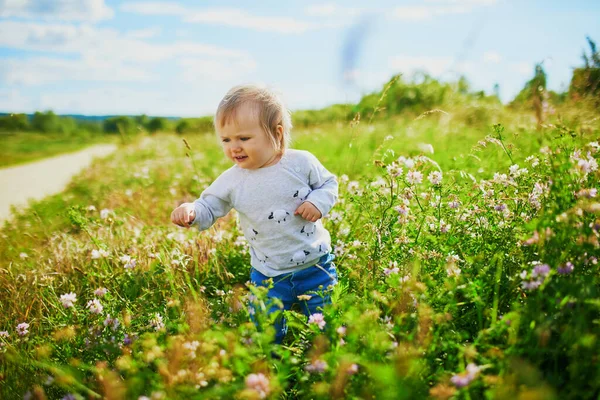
[{"x1": 214, "y1": 84, "x2": 293, "y2": 152}]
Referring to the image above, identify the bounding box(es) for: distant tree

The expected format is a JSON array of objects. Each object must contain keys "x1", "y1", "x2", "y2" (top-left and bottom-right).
[
  {"x1": 135, "y1": 114, "x2": 149, "y2": 130},
  {"x1": 31, "y1": 110, "x2": 60, "y2": 133},
  {"x1": 0, "y1": 113, "x2": 29, "y2": 131},
  {"x1": 569, "y1": 36, "x2": 600, "y2": 104},
  {"x1": 147, "y1": 117, "x2": 168, "y2": 133},
  {"x1": 175, "y1": 119, "x2": 192, "y2": 134},
  {"x1": 103, "y1": 116, "x2": 135, "y2": 134}
]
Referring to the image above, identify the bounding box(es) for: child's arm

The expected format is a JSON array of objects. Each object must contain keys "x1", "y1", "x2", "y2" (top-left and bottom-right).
[
  {"x1": 171, "y1": 172, "x2": 234, "y2": 230},
  {"x1": 296, "y1": 153, "x2": 338, "y2": 221}
]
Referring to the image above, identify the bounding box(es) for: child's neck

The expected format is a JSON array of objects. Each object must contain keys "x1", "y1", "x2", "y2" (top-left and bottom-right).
[{"x1": 261, "y1": 151, "x2": 283, "y2": 168}]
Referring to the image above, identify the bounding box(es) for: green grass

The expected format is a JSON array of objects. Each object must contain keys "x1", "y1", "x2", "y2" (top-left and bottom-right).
[
  {"x1": 0, "y1": 131, "x2": 118, "y2": 168},
  {"x1": 0, "y1": 111, "x2": 599, "y2": 399}
]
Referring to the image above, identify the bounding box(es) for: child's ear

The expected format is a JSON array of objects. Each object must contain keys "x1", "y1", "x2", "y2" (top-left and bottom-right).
[{"x1": 276, "y1": 124, "x2": 284, "y2": 149}]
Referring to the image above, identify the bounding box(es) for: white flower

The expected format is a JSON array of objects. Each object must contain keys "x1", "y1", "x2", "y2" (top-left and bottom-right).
[
  {"x1": 446, "y1": 264, "x2": 461, "y2": 277},
  {"x1": 87, "y1": 205, "x2": 97, "y2": 211},
  {"x1": 60, "y1": 292, "x2": 77, "y2": 308},
  {"x1": 94, "y1": 287, "x2": 108, "y2": 297},
  {"x1": 427, "y1": 171, "x2": 442, "y2": 185},
  {"x1": 406, "y1": 170, "x2": 423, "y2": 185},
  {"x1": 149, "y1": 313, "x2": 165, "y2": 331},
  {"x1": 305, "y1": 359, "x2": 328, "y2": 373},
  {"x1": 100, "y1": 209, "x2": 112, "y2": 219},
  {"x1": 87, "y1": 299, "x2": 103, "y2": 314},
  {"x1": 245, "y1": 373, "x2": 271, "y2": 399},
  {"x1": 19, "y1": 252, "x2": 28, "y2": 259},
  {"x1": 16, "y1": 322, "x2": 29, "y2": 336},
  {"x1": 308, "y1": 313, "x2": 326, "y2": 330}
]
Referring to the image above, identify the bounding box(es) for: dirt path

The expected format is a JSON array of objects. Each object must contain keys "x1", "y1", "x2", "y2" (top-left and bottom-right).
[{"x1": 0, "y1": 144, "x2": 117, "y2": 221}]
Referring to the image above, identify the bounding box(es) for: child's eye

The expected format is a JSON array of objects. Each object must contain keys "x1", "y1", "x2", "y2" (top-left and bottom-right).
[
  {"x1": 240, "y1": 137, "x2": 250, "y2": 141},
  {"x1": 222, "y1": 138, "x2": 230, "y2": 143}
]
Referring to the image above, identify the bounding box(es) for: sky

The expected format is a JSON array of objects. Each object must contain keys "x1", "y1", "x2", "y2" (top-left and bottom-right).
[{"x1": 0, "y1": 0, "x2": 599, "y2": 117}]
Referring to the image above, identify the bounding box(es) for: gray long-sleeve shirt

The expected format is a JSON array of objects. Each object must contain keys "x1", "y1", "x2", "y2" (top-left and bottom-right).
[{"x1": 192, "y1": 149, "x2": 338, "y2": 277}]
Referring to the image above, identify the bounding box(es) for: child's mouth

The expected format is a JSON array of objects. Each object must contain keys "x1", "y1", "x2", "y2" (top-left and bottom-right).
[{"x1": 234, "y1": 155, "x2": 248, "y2": 162}]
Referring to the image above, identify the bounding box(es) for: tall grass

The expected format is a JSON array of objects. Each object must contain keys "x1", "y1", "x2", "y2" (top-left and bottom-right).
[{"x1": 0, "y1": 110, "x2": 599, "y2": 399}]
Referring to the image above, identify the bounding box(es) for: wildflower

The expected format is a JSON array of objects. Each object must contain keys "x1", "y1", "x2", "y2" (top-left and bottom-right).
[
  {"x1": 575, "y1": 188, "x2": 597, "y2": 198},
  {"x1": 19, "y1": 252, "x2": 28, "y2": 259},
  {"x1": 428, "y1": 171, "x2": 442, "y2": 185},
  {"x1": 245, "y1": 373, "x2": 271, "y2": 399},
  {"x1": 398, "y1": 156, "x2": 415, "y2": 168},
  {"x1": 406, "y1": 170, "x2": 423, "y2": 185},
  {"x1": 440, "y1": 220, "x2": 450, "y2": 233},
  {"x1": 305, "y1": 359, "x2": 328, "y2": 373},
  {"x1": 0, "y1": 331, "x2": 9, "y2": 338},
  {"x1": 297, "y1": 294, "x2": 312, "y2": 301},
  {"x1": 383, "y1": 265, "x2": 400, "y2": 276},
  {"x1": 446, "y1": 264, "x2": 461, "y2": 277},
  {"x1": 62, "y1": 395, "x2": 77, "y2": 400},
  {"x1": 16, "y1": 322, "x2": 29, "y2": 336},
  {"x1": 94, "y1": 288, "x2": 108, "y2": 297},
  {"x1": 557, "y1": 262, "x2": 574, "y2": 275},
  {"x1": 523, "y1": 231, "x2": 540, "y2": 246},
  {"x1": 100, "y1": 209, "x2": 112, "y2": 219},
  {"x1": 308, "y1": 313, "x2": 326, "y2": 330},
  {"x1": 532, "y1": 263, "x2": 550, "y2": 278},
  {"x1": 103, "y1": 315, "x2": 120, "y2": 331},
  {"x1": 577, "y1": 156, "x2": 598, "y2": 174},
  {"x1": 450, "y1": 363, "x2": 480, "y2": 388},
  {"x1": 91, "y1": 249, "x2": 109, "y2": 259},
  {"x1": 149, "y1": 313, "x2": 165, "y2": 331},
  {"x1": 336, "y1": 326, "x2": 347, "y2": 336},
  {"x1": 386, "y1": 164, "x2": 403, "y2": 177},
  {"x1": 123, "y1": 334, "x2": 134, "y2": 345},
  {"x1": 494, "y1": 203, "x2": 507, "y2": 212},
  {"x1": 394, "y1": 204, "x2": 410, "y2": 216},
  {"x1": 87, "y1": 299, "x2": 103, "y2": 314},
  {"x1": 448, "y1": 200, "x2": 461, "y2": 209},
  {"x1": 347, "y1": 363, "x2": 359, "y2": 375},
  {"x1": 60, "y1": 292, "x2": 77, "y2": 308}
]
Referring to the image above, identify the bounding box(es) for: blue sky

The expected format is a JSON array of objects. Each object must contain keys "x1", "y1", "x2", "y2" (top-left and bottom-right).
[{"x1": 0, "y1": 0, "x2": 598, "y2": 117}]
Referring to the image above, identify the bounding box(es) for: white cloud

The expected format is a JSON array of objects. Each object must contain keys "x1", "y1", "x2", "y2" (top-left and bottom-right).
[
  {"x1": 121, "y1": 2, "x2": 322, "y2": 34},
  {"x1": 120, "y1": 2, "x2": 189, "y2": 15},
  {"x1": 0, "y1": 89, "x2": 34, "y2": 113},
  {"x1": 0, "y1": 21, "x2": 251, "y2": 63},
  {"x1": 483, "y1": 51, "x2": 502, "y2": 63},
  {"x1": 0, "y1": 20, "x2": 256, "y2": 89},
  {"x1": 33, "y1": 86, "x2": 220, "y2": 116},
  {"x1": 0, "y1": 57, "x2": 155, "y2": 86},
  {"x1": 305, "y1": 4, "x2": 363, "y2": 18},
  {"x1": 178, "y1": 57, "x2": 258, "y2": 83},
  {"x1": 0, "y1": 0, "x2": 113, "y2": 22},
  {"x1": 126, "y1": 27, "x2": 162, "y2": 39},
  {"x1": 392, "y1": 0, "x2": 496, "y2": 21},
  {"x1": 184, "y1": 9, "x2": 317, "y2": 34}
]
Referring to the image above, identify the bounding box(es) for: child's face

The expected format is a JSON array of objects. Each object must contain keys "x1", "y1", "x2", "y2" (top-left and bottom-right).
[{"x1": 218, "y1": 104, "x2": 282, "y2": 170}]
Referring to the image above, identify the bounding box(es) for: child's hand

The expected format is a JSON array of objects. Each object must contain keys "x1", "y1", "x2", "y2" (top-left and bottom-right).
[
  {"x1": 171, "y1": 203, "x2": 196, "y2": 228},
  {"x1": 294, "y1": 201, "x2": 322, "y2": 222}
]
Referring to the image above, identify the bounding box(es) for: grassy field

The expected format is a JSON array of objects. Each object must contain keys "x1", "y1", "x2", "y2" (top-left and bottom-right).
[
  {"x1": 0, "y1": 108, "x2": 599, "y2": 399},
  {"x1": 0, "y1": 132, "x2": 117, "y2": 168}
]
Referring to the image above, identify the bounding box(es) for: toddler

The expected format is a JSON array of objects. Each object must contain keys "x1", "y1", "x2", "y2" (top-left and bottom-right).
[{"x1": 171, "y1": 84, "x2": 338, "y2": 343}]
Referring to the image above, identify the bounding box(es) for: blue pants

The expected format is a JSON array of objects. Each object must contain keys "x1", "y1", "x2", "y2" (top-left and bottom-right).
[{"x1": 250, "y1": 253, "x2": 337, "y2": 344}]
